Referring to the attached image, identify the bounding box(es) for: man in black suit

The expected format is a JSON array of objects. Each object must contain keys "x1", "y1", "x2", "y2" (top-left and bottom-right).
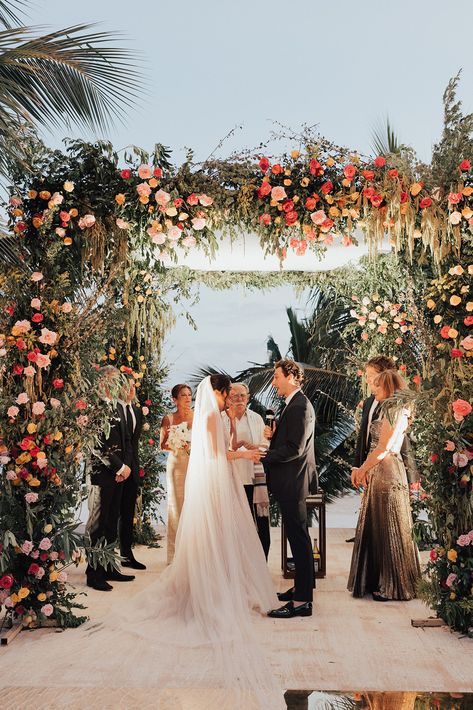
[
  {"x1": 118, "y1": 377, "x2": 146, "y2": 570},
  {"x1": 261, "y1": 359, "x2": 316, "y2": 619},
  {"x1": 86, "y1": 366, "x2": 136, "y2": 591}
]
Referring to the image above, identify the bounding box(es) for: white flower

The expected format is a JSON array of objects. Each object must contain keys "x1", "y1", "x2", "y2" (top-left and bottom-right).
[
  {"x1": 63, "y1": 181, "x2": 75, "y2": 192},
  {"x1": 191, "y1": 217, "x2": 206, "y2": 231}
]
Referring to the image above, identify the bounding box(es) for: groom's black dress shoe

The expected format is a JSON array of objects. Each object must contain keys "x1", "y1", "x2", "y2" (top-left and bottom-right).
[
  {"x1": 86, "y1": 577, "x2": 113, "y2": 592},
  {"x1": 277, "y1": 587, "x2": 295, "y2": 602},
  {"x1": 268, "y1": 601, "x2": 312, "y2": 618},
  {"x1": 121, "y1": 556, "x2": 147, "y2": 570},
  {"x1": 105, "y1": 570, "x2": 135, "y2": 582}
]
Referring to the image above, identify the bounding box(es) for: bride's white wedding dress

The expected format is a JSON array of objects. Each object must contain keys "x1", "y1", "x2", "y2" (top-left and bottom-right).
[{"x1": 31, "y1": 377, "x2": 282, "y2": 707}]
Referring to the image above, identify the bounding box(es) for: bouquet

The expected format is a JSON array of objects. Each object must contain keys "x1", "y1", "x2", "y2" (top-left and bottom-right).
[{"x1": 167, "y1": 423, "x2": 191, "y2": 454}]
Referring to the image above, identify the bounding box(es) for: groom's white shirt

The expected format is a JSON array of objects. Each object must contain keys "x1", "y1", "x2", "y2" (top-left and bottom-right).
[{"x1": 285, "y1": 387, "x2": 301, "y2": 406}]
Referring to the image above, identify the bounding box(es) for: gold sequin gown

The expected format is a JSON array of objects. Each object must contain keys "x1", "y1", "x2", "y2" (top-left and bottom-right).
[
  {"x1": 166, "y1": 423, "x2": 190, "y2": 564},
  {"x1": 348, "y1": 418, "x2": 421, "y2": 600}
]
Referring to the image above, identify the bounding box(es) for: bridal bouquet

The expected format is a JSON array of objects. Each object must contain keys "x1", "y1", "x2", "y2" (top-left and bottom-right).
[{"x1": 167, "y1": 423, "x2": 191, "y2": 454}]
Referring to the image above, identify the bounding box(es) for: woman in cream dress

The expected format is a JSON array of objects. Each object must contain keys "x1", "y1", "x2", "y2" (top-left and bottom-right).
[{"x1": 160, "y1": 383, "x2": 194, "y2": 563}]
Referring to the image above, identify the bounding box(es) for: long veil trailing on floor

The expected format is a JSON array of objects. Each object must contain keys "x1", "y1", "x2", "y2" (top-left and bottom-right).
[{"x1": 33, "y1": 377, "x2": 283, "y2": 708}]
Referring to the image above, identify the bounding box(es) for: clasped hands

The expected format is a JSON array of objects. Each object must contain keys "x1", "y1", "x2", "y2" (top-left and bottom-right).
[
  {"x1": 351, "y1": 466, "x2": 369, "y2": 489},
  {"x1": 116, "y1": 464, "x2": 131, "y2": 483}
]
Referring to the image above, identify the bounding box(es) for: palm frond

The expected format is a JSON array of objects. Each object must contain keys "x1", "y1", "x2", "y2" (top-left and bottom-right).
[
  {"x1": 286, "y1": 306, "x2": 311, "y2": 363},
  {"x1": 266, "y1": 335, "x2": 282, "y2": 363},
  {"x1": 371, "y1": 116, "x2": 400, "y2": 156},
  {"x1": 0, "y1": 1, "x2": 27, "y2": 29}
]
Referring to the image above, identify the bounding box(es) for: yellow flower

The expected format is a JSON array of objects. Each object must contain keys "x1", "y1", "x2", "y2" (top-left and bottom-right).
[
  {"x1": 450, "y1": 295, "x2": 461, "y2": 306},
  {"x1": 10, "y1": 593, "x2": 19, "y2": 605},
  {"x1": 326, "y1": 157, "x2": 336, "y2": 167},
  {"x1": 410, "y1": 183, "x2": 422, "y2": 196},
  {"x1": 341, "y1": 178, "x2": 351, "y2": 187},
  {"x1": 139, "y1": 195, "x2": 149, "y2": 205},
  {"x1": 449, "y1": 592, "x2": 456, "y2": 600},
  {"x1": 448, "y1": 328, "x2": 458, "y2": 339},
  {"x1": 69, "y1": 208, "x2": 78, "y2": 218},
  {"x1": 468, "y1": 264, "x2": 473, "y2": 274},
  {"x1": 448, "y1": 265, "x2": 464, "y2": 276},
  {"x1": 65, "y1": 445, "x2": 73, "y2": 454},
  {"x1": 28, "y1": 190, "x2": 38, "y2": 199},
  {"x1": 291, "y1": 150, "x2": 300, "y2": 159},
  {"x1": 466, "y1": 302, "x2": 473, "y2": 312},
  {"x1": 115, "y1": 193, "x2": 126, "y2": 205},
  {"x1": 43, "y1": 524, "x2": 53, "y2": 533},
  {"x1": 53, "y1": 431, "x2": 63, "y2": 441},
  {"x1": 63, "y1": 181, "x2": 74, "y2": 192},
  {"x1": 426, "y1": 299, "x2": 436, "y2": 309},
  {"x1": 16, "y1": 452, "x2": 31, "y2": 465},
  {"x1": 49, "y1": 571, "x2": 58, "y2": 582},
  {"x1": 29, "y1": 478, "x2": 41, "y2": 487},
  {"x1": 433, "y1": 315, "x2": 443, "y2": 324},
  {"x1": 283, "y1": 179, "x2": 292, "y2": 186},
  {"x1": 300, "y1": 177, "x2": 309, "y2": 187},
  {"x1": 64, "y1": 237, "x2": 73, "y2": 246},
  {"x1": 27, "y1": 423, "x2": 37, "y2": 434},
  {"x1": 462, "y1": 186, "x2": 473, "y2": 197},
  {"x1": 284, "y1": 169, "x2": 292, "y2": 176},
  {"x1": 18, "y1": 587, "x2": 30, "y2": 599},
  {"x1": 329, "y1": 206, "x2": 341, "y2": 217},
  {"x1": 447, "y1": 549, "x2": 457, "y2": 562},
  {"x1": 148, "y1": 178, "x2": 159, "y2": 188}
]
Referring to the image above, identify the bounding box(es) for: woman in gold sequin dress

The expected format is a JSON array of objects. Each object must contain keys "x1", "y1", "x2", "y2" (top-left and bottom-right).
[
  {"x1": 160, "y1": 383, "x2": 193, "y2": 564},
  {"x1": 348, "y1": 370, "x2": 421, "y2": 601}
]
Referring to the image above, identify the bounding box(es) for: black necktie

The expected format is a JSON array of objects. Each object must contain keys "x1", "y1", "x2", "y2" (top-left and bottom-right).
[{"x1": 125, "y1": 404, "x2": 134, "y2": 433}]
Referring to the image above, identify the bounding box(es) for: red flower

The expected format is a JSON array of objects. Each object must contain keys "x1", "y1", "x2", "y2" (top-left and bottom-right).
[
  {"x1": 412, "y1": 374, "x2": 421, "y2": 386},
  {"x1": 285, "y1": 211, "x2": 298, "y2": 226},
  {"x1": 451, "y1": 349, "x2": 464, "y2": 358},
  {"x1": 282, "y1": 199, "x2": 294, "y2": 213},
  {"x1": 144, "y1": 399, "x2": 151, "y2": 406},
  {"x1": 362, "y1": 170, "x2": 375, "y2": 181},
  {"x1": 27, "y1": 351, "x2": 37, "y2": 362},
  {"x1": 5, "y1": 305, "x2": 15, "y2": 316},
  {"x1": 322, "y1": 218, "x2": 334, "y2": 229},
  {"x1": 13, "y1": 364, "x2": 24, "y2": 375},
  {"x1": 400, "y1": 191, "x2": 409, "y2": 204},
  {"x1": 447, "y1": 192, "x2": 462, "y2": 205},
  {"x1": 186, "y1": 193, "x2": 199, "y2": 206},
  {"x1": 40, "y1": 552, "x2": 48, "y2": 561},
  {"x1": 15, "y1": 221, "x2": 27, "y2": 233},
  {"x1": 148, "y1": 438, "x2": 155, "y2": 445},
  {"x1": 370, "y1": 194, "x2": 383, "y2": 207},
  {"x1": 16, "y1": 338, "x2": 26, "y2": 350},
  {"x1": 343, "y1": 164, "x2": 356, "y2": 180},
  {"x1": 430, "y1": 454, "x2": 439, "y2": 463},
  {"x1": 257, "y1": 182, "x2": 271, "y2": 198},
  {"x1": 139, "y1": 467, "x2": 145, "y2": 478},
  {"x1": 374, "y1": 156, "x2": 386, "y2": 168},
  {"x1": 58, "y1": 551, "x2": 65, "y2": 560},
  {"x1": 28, "y1": 563, "x2": 40, "y2": 575},
  {"x1": 429, "y1": 549, "x2": 438, "y2": 561},
  {"x1": 388, "y1": 169, "x2": 399, "y2": 178},
  {"x1": 464, "y1": 316, "x2": 473, "y2": 326},
  {"x1": 259, "y1": 213, "x2": 271, "y2": 226},
  {"x1": 52, "y1": 378, "x2": 64, "y2": 389},
  {"x1": 43, "y1": 434, "x2": 51, "y2": 445},
  {"x1": 259, "y1": 157, "x2": 270, "y2": 173},
  {"x1": 0, "y1": 574, "x2": 14, "y2": 589},
  {"x1": 440, "y1": 325, "x2": 451, "y2": 339},
  {"x1": 305, "y1": 196, "x2": 319, "y2": 210},
  {"x1": 271, "y1": 163, "x2": 283, "y2": 175},
  {"x1": 459, "y1": 159, "x2": 471, "y2": 171},
  {"x1": 419, "y1": 197, "x2": 432, "y2": 209},
  {"x1": 399, "y1": 364, "x2": 407, "y2": 372},
  {"x1": 363, "y1": 187, "x2": 375, "y2": 199},
  {"x1": 75, "y1": 400, "x2": 87, "y2": 410},
  {"x1": 120, "y1": 169, "x2": 132, "y2": 180},
  {"x1": 31, "y1": 313, "x2": 44, "y2": 323},
  {"x1": 174, "y1": 198, "x2": 184, "y2": 208},
  {"x1": 321, "y1": 181, "x2": 333, "y2": 194},
  {"x1": 309, "y1": 159, "x2": 323, "y2": 176},
  {"x1": 154, "y1": 167, "x2": 163, "y2": 178}
]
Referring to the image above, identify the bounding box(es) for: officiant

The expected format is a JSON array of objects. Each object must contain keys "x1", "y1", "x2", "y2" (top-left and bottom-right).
[{"x1": 222, "y1": 383, "x2": 271, "y2": 559}]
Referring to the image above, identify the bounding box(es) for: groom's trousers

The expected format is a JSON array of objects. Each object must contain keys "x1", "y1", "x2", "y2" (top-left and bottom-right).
[{"x1": 278, "y1": 497, "x2": 314, "y2": 602}]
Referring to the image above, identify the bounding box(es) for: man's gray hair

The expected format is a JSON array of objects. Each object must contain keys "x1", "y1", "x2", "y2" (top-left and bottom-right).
[{"x1": 230, "y1": 381, "x2": 249, "y2": 393}]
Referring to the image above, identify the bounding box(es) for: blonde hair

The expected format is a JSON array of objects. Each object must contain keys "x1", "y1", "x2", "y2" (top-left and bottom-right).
[{"x1": 374, "y1": 369, "x2": 406, "y2": 398}]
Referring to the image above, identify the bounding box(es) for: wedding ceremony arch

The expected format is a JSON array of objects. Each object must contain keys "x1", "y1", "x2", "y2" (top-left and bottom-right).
[{"x1": 0, "y1": 76, "x2": 472, "y2": 640}]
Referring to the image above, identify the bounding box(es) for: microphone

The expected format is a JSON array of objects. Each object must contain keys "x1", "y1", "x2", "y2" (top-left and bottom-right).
[{"x1": 265, "y1": 409, "x2": 275, "y2": 429}]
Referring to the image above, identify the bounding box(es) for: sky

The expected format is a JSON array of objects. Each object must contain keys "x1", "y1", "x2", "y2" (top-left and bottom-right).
[{"x1": 28, "y1": 0, "x2": 473, "y2": 386}]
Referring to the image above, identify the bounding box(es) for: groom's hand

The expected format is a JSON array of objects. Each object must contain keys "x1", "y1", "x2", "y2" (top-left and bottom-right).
[{"x1": 263, "y1": 425, "x2": 273, "y2": 440}]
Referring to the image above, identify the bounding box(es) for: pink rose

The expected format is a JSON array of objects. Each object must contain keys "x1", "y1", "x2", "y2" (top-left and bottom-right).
[
  {"x1": 39, "y1": 328, "x2": 58, "y2": 346},
  {"x1": 49, "y1": 192, "x2": 64, "y2": 206},
  {"x1": 25, "y1": 492, "x2": 38, "y2": 504},
  {"x1": 468, "y1": 530, "x2": 473, "y2": 542},
  {"x1": 154, "y1": 189, "x2": 171, "y2": 206},
  {"x1": 36, "y1": 567, "x2": 45, "y2": 579},
  {"x1": 270, "y1": 186, "x2": 287, "y2": 202},
  {"x1": 456, "y1": 534, "x2": 470, "y2": 547},
  {"x1": 32, "y1": 401, "x2": 46, "y2": 415},
  {"x1": 30, "y1": 298, "x2": 41, "y2": 310},
  {"x1": 41, "y1": 604, "x2": 54, "y2": 617},
  {"x1": 6, "y1": 471, "x2": 16, "y2": 480},
  {"x1": 142, "y1": 406, "x2": 149, "y2": 416},
  {"x1": 28, "y1": 563, "x2": 40, "y2": 575},
  {"x1": 361, "y1": 332, "x2": 369, "y2": 341},
  {"x1": 137, "y1": 164, "x2": 152, "y2": 179},
  {"x1": 50, "y1": 398, "x2": 61, "y2": 408},
  {"x1": 452, "y1": 399, "x2": 472, "y2": 421},
  {"x1": 78, "y1": 214, "x2": 96, "y2": 229},
  {"x1": 21, "y1": 541, "x2": 33, "y2": 554},
  {"x1": 58, "y1": 571, "x2": 68, "y2": 582},
  {"x1": 151, "y1": 232, "x2": 166, "y2": 245},
  {"x1": 7, "y1": 405, "x2": 19, "y2": 418},
  {"x1": 453, "y1": 452, "x2": 469, "y2": 468},
  {"x1": 35, "y1": 353, "x2": 51, "y2": 369},
  {"x1": 198, "y1": 194, "x2": 213, "y2": 206},
  {"x1": 76, "y1": 414, "x2": 89, "y2": 427},
  {"x1": 167, "y1": 226, "x2": 181, "y2": 241},
  {"x1": 31, "y1": 272, "x2": 43, "y2": 282},
  {"x1": 38, "y1": 537, "x2": 52, "y2": 551},
  {"x1": 61, "y1": 302, "x2": 72, "y2": 313},
  {"x1": 13, "y1": 319, "x2": 31, "y2": 334},
  {"x1": 136, "y1": 182, "x2": 151, "y2": 198},
  {"x1": 55, "y1": 228, "x2": 66, "y2": 238},
  {"x1": 444, "y1": 440, "x2": 455, "y2": 451},
  {"x1": 24, "y1": 366, "x2": 35, "y2": 377},
  {"x1": 30, "y1": 549, "x2": 39, "y2": 558},
  {"x1": 445, "y1": 573, "x2": 457, "y2": 588},
  {"x1": 191, "y1": 217, "x2": 206, "y2": 231},
  {"x1": 310, "y1": 210, "x2": 327, "y2": 226},
  {"x1": 116, "y1": 218, "x2": 129, "y2": 230},
  {"x1": 448, "y1": 192, "x2": 462, "y2": 205},
  {"x1": 460, "y1": 335, "x2": 473, "y2": 351},
  {"x1": 9, "y1": 196, "x2": 22, "y2": 207},
  {"x1": 181, "y1": 235, "x2": 196, "y2": 248},
  {"x1": 16, "y1": 392, "x2": 29, "y2": 405}
]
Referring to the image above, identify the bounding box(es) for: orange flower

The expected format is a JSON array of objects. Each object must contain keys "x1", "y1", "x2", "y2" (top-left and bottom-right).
[
  {"x1": 39, "y1": 190, "x2": 51, "y2": 200},
  {"x1": 410, "y1": 183, "x2": 423, "y2": 196},
  {"x1": 115, "y1": 193, "x2": 126, "y2": 205}
]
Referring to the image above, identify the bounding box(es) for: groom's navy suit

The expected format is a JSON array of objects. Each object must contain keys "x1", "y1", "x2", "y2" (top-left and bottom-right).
[{"x1": 263, "y1": 390, "x2": 316, "y2": 602}]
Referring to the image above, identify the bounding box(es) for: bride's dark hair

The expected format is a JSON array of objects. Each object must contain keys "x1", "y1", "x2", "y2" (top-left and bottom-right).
[{"x1": 209, "y1": 373, "x2": 231, "y2": 395}]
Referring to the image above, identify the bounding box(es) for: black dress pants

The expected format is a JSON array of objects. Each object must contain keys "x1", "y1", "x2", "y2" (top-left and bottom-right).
[
  {"x1": 119, "y1": 474, "x2": 138, "y2": 557},
  {"x1": 278, "y1": 497, "x2": 314, "y2": 602},
  {"x1": 86, "y1": 481, "x2": 123, "y2": 580},
  {"x1": 244, "y1": 484, "x2": 271, "y2": 560}
]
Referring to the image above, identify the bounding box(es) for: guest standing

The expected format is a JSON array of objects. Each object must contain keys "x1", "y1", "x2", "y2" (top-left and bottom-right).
[
  {"x1": 117, "y1": 376, "x2": 146, "y2": 570},
  {"x1": 222, "y1": 383, "x2": 271, "y2": 559},
  {"x1": 348, "y1": 370, "x2": 421, "y2": 601},
  {"x1": 160, "y1": 384, "x2": 193, "y2": 564}
]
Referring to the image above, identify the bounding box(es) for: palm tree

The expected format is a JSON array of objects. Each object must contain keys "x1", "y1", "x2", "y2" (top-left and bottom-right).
[{"x1": 0, "y1": 0, "x2": 142, "y2": 180}]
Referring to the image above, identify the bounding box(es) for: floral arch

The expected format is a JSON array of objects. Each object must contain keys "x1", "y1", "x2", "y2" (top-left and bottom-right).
[{"x1": 0, "y1": 106, "x2": 472, "y2": 633}]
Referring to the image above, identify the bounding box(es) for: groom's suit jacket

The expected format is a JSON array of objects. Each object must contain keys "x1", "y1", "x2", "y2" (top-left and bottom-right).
[
  {"x1": 263, "y1": 390, "x2": 317, "y2": 502},
  {"x1": 354, "y1": 395, "x2": 419, "y2": 483}
]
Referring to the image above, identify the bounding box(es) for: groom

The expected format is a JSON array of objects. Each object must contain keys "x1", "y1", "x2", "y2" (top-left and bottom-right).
[{"x1": 261, "y1": 359, "x2": 316, "y2": 618}]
